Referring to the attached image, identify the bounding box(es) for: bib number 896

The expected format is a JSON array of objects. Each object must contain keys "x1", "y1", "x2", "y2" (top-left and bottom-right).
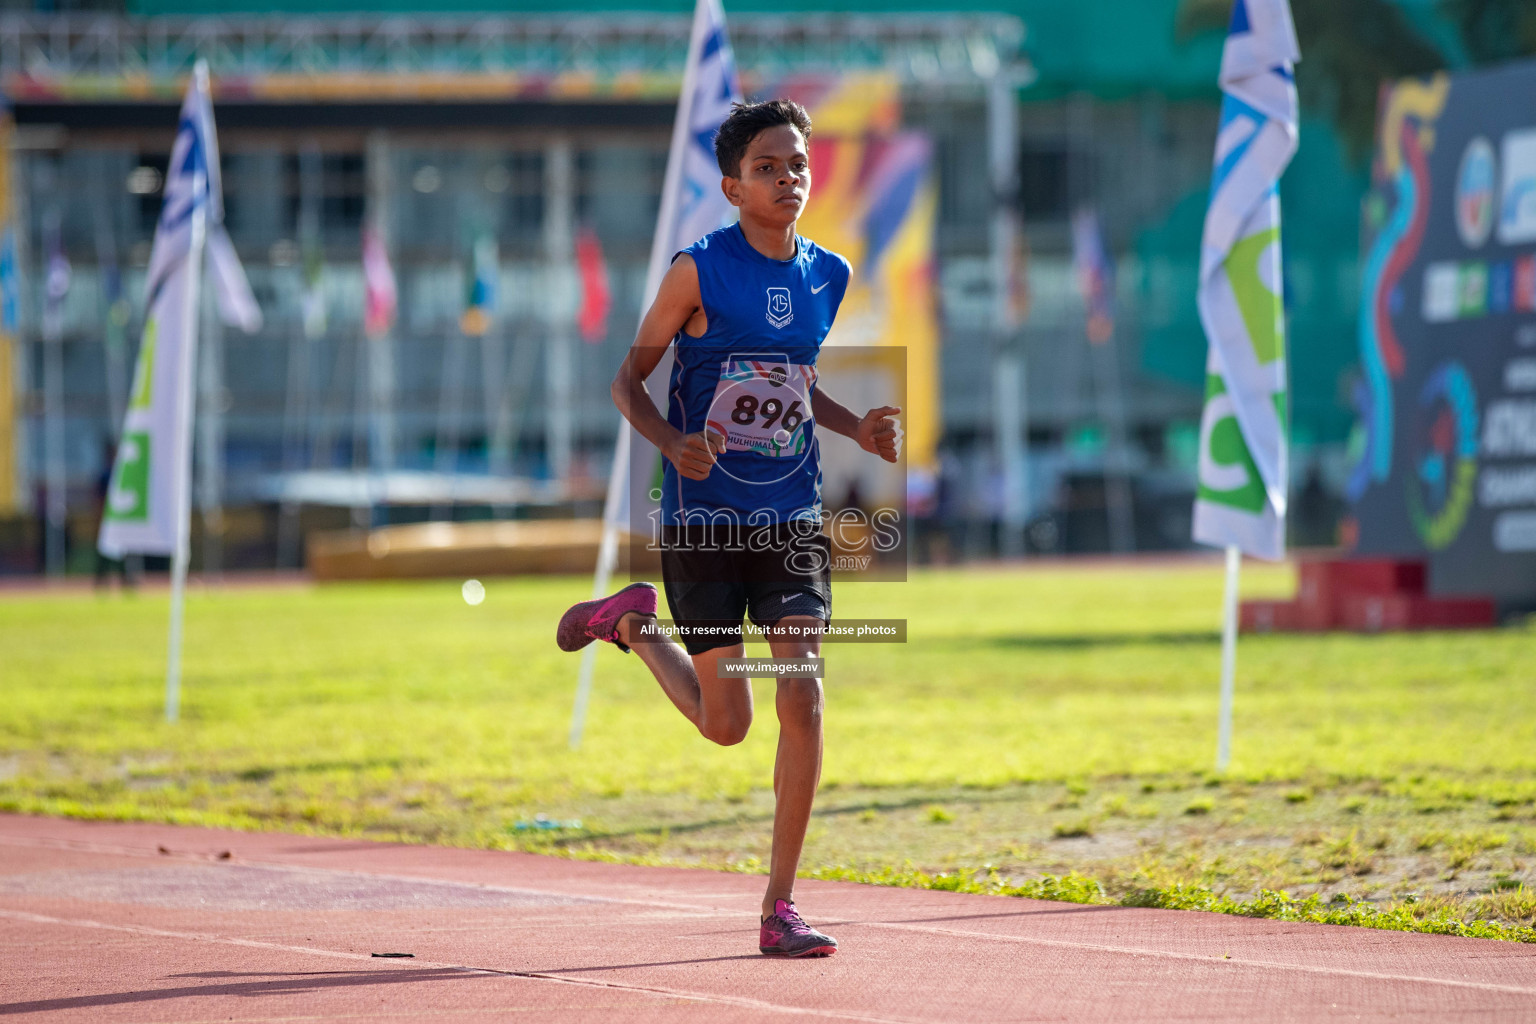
[{"x1": 730, "y1": 395, "x2": 804, "y2": 432}]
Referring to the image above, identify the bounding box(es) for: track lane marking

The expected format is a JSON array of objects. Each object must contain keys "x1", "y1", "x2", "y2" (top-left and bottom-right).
[
  {"x1": 8, "y1": 829, "x2": 1536, "y2": 1001},
  {"x1": 0, "y1": 909, "x2": 921, "y2": 1024},
  {"x1": 0, "y1": 833, "x2": 731, "y2": 914},
  {"x1": 859, "y1": 920, "x2": 1536, "y2": 997}
]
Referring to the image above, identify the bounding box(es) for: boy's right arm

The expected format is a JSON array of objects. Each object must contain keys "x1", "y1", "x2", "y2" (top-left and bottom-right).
[{"x1": 610, "y1": 255, "x2": 726, "y2": 482}]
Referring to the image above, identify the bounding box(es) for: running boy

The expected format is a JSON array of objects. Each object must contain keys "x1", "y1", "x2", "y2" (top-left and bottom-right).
[{"x1": 557, "y1": 99, "x2": 901, "y2": 958}]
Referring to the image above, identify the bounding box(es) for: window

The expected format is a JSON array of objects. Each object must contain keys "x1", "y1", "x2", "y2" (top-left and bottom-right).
[{"x1": 1018, "y1": 143, "x2": 1070, "y2": 222}]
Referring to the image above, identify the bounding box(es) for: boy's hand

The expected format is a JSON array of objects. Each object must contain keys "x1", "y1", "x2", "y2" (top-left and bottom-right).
[
  {"x1": 669, "y1": 429, "x2": 727, "y2": 480},
  {"x1": 856, "y1": 406, "x2": 903, "y2": 463}
]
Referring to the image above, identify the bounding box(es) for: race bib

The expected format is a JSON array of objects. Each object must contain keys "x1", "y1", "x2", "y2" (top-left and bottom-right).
[{"x1": 705, "y1": 356, "x2": 817, "y2": 458}]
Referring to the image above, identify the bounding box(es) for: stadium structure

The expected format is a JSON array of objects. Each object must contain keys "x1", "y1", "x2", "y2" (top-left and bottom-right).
[{"x1": 0, "y1": 0, "x2": 1368, "y2": 573}]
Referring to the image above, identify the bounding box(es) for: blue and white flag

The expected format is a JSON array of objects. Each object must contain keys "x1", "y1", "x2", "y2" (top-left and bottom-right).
[
  {"x1": 197, "y1": 72, "x2": 262, "y2": 336},
  {"x1": 99, "y1": 64, "x2": 214, "y2": 557},
  {"x1": 1071, "y1": 207, "x2": 1115, "y2": 346},
  {"x1": 616, "y1": 0, "x2": 743, "y2": 531},
  {"x1": 644, "y1": 0, "x2": 743, "y2": 299},
  {"x1": 1193, "y1": 0, "x2": 1299, "y2": 561},
  {"x1": 100, "y1": 61, "x2": 259, "y2": 558},
  {"x1": 574, "y1": 0, "x2": 744, "y2": 748}
]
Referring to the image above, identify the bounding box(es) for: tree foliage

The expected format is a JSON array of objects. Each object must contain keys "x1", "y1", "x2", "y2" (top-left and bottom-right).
[
  {"x1": 1445, "y1": 0, "x2": 1536, "y2": 64},
  {"x1": 1178, "y1": 0, "x2": 1536, "y2": 162},
  {"x1": 1177, "y1": 0, "x2": 1440, "y2": 161}
]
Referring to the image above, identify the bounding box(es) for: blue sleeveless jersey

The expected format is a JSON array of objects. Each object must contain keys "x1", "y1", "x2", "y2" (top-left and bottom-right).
[{"x1": 662, "y1": 223, "x2": 851, "y2": 526}]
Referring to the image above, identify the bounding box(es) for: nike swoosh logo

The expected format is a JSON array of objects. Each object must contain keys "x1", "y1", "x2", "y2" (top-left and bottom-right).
[
  {"x1": 782, "y1": 593, "x2": 796, "y2": 604},
  {"x1": 810, "y1": 281, "x2": 829, "y2": 294}
]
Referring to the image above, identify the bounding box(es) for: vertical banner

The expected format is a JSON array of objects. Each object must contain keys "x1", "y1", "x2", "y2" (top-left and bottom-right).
[
  {"x1": 460, "y1": 232, "x2": 497, "y2": 338},
  {"x1": 1192, "y1": 0, "x2": 1299, "y2": 562},
  {"x1": 789, "y1": 74, "x2": 940, "y2": 474},
  {"x1": 576, "y1": 227, "x2": 611, "y2": 344},
  {"x1": 1193, "y1": 0, "x2": 1300, "y2": 774},
  {"x1": 98, "y1": 71, "x2": 213, "y2": 559},
  {"x1": 99, "y1": 61, "x2": 256, "y2": 558},
  {"x1": 619, "y1": 0, "x2": 745, "y2": 548},
  {"x1": 573, "y1": 0, "x2": 742, "y2": 749},
  {"x1": 1073, "y1": 206, "x2": 1136, "y2": 553},
  {"x1": 0, "y1": 110, "x2": 16, "y2": 514}
]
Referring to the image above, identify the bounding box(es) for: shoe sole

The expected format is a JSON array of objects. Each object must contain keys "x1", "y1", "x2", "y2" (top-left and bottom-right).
[{"x1": 759, "y1": 944, "x2": 837, "y2": 958}]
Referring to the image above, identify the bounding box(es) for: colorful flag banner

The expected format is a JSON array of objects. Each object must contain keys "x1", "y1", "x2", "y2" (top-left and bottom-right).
[
  {"x1": 362, "y1": 224, "x2": 397, "y2": 339},
  {"x1": 1071, "y1": 207, "x2": 1115, "y2": 346},
  {"x1": 787, "y1": 73, "x2": 940, "y2": 471},
  {"x1": 1192, "y1": 0, "x2": 1299, "y2": 562},
  {"x1": 0, "y1": 226, "x2": 17, "y2": 335},
  {"x1": 0, "y1": 110, "x2": 17, "y2": 514},
  {"x1": 460, "y1": 232, "x2": 498, "y2": 337},
  {"x1": 576, "y1": 226, "x2": 611, "y2": 344},
  {"x1": 98, "y1": 65, "x2": 215, "y2": 559}
]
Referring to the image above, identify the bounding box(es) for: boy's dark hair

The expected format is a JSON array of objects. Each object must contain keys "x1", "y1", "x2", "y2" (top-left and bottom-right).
[{"x1": 713, "y1": 99, "x2": 813, "y2": 177}]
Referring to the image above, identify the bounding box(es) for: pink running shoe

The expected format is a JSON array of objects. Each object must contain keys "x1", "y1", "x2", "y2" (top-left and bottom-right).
[
  {"x1": 556, "y1": 582, "x2": 657, "y2": 653},
  {"x1": 759, "y1": 899, "x2": 837, "y2": 957}
]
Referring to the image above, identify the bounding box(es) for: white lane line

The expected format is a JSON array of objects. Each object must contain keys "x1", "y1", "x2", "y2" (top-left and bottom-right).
[
  {"x1": 859, "y1": 920, "x2": 1536, "y2": 998},
  {"x1": 8, "y1": 829, "x2": 1536, "y2": 1001},
  {"x1": 0, "y1": 908, "x2": 919, "y2": 1024},
  {"x1": 0, "y1": 832, "x2": 737, "y2": 915}
]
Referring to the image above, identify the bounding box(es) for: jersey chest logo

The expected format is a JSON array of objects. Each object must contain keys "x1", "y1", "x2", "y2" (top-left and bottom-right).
[{"x1": 766, "y1": 287, "x2": 793, "y2": 329}]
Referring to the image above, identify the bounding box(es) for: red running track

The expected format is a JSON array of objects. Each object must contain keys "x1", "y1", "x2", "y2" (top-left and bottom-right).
[{"x1": 3, "y1": 814, "x2": 1535, "y2": 1022}]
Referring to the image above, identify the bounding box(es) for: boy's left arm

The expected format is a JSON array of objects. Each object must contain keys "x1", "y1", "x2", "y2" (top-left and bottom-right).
[{"x1": 812, "y1": 389, "x2": 903, "y2": 464}]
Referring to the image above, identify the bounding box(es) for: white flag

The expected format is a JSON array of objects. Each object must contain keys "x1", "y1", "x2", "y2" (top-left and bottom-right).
[
  {"x1": 207, "y1": 226, "x2": 261, "y2": 334},
  {"x1": 190, "y1": 66, "x2": 262, "y2": 336},
  {"x1": 651, "y1": 0, "x2": 743, "y2": 279},
  {"x1": 98, "y1": 65, "x2": 215, "y2": 558},
  {"x1": 1192, "y1": 0, "x2": 1299, "y2": 561},
  {"x1": 616, "y1": 0, "x2": 743, "y2": 530},
  {"x1": 572, "y1": 0, "x2": 744, "y2": 749}
]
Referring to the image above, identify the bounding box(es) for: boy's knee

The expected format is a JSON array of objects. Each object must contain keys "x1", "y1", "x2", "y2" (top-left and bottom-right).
[
  {"x1": 777, "y1": 677, "x2": 823, "y2": 727},
  {"x1": 701, "y1": 716, "x2": 751, "y2": 746}
]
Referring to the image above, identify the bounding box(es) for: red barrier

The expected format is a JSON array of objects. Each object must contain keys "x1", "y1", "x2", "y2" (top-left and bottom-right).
[{"x1": 1241, "y1": 559, "x2": 1494, "y2": 633}]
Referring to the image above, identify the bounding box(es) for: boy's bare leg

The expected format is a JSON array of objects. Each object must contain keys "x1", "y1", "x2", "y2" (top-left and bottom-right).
[
  {"x1": 617, "y1": 612, "x2": 702, "y2": 724},
  {"x1": 617, "y1": 608, "x2": 821, "y2": 918},
  {"x1": 761, "y1": 615, "x2": 824, "y2": 919},
  {"x1": 618, "y1": 612, "x2": 753, "y2": 745}
]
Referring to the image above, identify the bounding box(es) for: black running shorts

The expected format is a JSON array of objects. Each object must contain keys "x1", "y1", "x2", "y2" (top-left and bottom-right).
[{"x1": 659, "y1": 523, "x2": 832, "y2": 655}]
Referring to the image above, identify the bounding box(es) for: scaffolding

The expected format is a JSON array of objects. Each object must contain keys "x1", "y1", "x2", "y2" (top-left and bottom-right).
[{"x1": 0, "y1": 14, "x2": 1028, "y2": 91}]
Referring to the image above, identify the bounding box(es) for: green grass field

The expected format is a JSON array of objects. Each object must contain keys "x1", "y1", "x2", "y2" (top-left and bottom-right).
[{"x1": 5, "y1": 561, "x2": 1536, "y2": 941}]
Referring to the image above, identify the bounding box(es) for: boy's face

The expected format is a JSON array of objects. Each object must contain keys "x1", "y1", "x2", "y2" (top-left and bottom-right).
[{"x1": 722, "y1": 124, "x2": 810, "y2": 228}]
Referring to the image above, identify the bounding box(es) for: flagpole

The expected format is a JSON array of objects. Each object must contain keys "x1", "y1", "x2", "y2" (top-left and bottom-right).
[
  {"x1": 569, "y1": 0, "x2": 717, "y2": 749},
  {"x1": 41, "y1": 206, "x2": 67, "y2": 578},
  {"x1": 1215, "y1": 544, "x2": 1241, "y2": 772},
  {"x1": 570, "y1": 424, "x2": 629, "y2": 749},
  {"x1": 166, "y1": 156, "x2": 209, "y2": 726}
]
